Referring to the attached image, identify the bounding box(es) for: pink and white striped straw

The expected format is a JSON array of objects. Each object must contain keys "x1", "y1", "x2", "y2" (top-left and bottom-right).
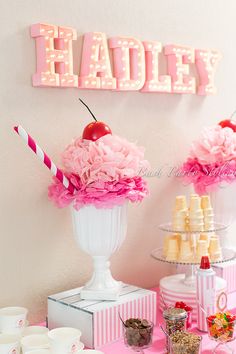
[{"x1": 14, "y1": 125, "x2": 77, "y2": 194}]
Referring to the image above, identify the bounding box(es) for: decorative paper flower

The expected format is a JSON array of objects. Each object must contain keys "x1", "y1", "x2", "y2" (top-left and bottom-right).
[
  {"x1": 190, "y1": 125, "x2": 236, "y2": 165},
  {"x1": 49, "y1": 174, "x2": 148, "y2": 209},
  {"x1": 48, "y1": 174, "x2": 79, "y2": 209},
  {"x1": 48, "y1": 134, "x2": 149, "y2": 209},
  {"x1": 62, "y1": 134, "x2": 149, "y2": 184},
  {"x1": 181, "y1": 125, "x2": 236, "y2": 194}
]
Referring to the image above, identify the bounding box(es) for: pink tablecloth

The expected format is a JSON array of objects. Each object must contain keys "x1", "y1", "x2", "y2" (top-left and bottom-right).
[{"x1": 100, "y1": 288, "x2": 236, "y2": 354}]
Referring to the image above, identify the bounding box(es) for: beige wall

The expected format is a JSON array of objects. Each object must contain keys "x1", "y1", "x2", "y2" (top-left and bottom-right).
[{"x1": 1, "y1": 0, "x2": 236, "y2": 323}]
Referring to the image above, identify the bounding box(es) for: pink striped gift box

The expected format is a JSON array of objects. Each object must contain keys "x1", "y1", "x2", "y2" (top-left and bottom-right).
[
  {"x1": 48, "y1": 284, "x2": 156, "y2": 348},
  {"x1": 213, "y1": 259, "x2": 236, "y2": 293}
]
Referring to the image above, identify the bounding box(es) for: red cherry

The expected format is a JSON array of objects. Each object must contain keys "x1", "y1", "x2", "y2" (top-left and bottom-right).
[
  {"x1": 175, "y1": 302, "x2": 186, "y2": 309},
  {"x1": 82, "y1": 121, "x2": 112, "y2": 141},
  {"x1": 219, "y1": 119, "x2": 236, "y2": 132},
  {"x1": 79, "y1": 98, "x2": 112, "y2": 141}
]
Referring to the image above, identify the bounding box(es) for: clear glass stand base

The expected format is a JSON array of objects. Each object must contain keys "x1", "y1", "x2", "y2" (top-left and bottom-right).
[
  {"x1": 125, "y1": 346, "x2": 147, "y2": 353},
  {"x1": 212, "y1": 341, "x2": 234, "y2": 353}
]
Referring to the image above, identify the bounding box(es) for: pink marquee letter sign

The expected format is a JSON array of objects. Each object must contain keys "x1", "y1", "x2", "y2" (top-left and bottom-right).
[
  {"x1": 79, "y1": 32, "x2": 116, "y2": 90},
  {"x1": 31, "y1": 23, "x2": 78, "y2": 87},
  {"x1": 141, "y1": 41, "x2": 171, "y2": 93},
  {"x1": 109, "y1": 36, "x2": 145, "y2": 91},
  {"x1": 31, "y1": 23, "x2": 222, "y2": 95},
  {"x1": 195, "y1": 49, "x2": 222, "y2": 95},
  {"x1": 165, "y1": 45, "x2": 196, "y2": 94}
]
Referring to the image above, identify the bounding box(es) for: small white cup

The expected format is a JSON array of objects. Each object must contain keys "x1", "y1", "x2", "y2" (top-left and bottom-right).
[
  {"x1": 0, "y1": 333, "x2": 21, "y2": 354},
  {"x1": 21, "y1": 334, "x2": 50, "y2": 354},
  {"x1": 22, "y1": 326, "x2": 49, "y2": 337},
  {"x1": 0, "y1": 307, "x2": 28, "y2": 334},
  {"x1": 48, "y1": 327, "x2": 82, "y2": 354}
]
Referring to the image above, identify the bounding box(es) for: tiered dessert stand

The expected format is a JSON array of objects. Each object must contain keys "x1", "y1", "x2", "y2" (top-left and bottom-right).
[{"x1": 151, "y1": 222, "x2": 236, "y2": 319}]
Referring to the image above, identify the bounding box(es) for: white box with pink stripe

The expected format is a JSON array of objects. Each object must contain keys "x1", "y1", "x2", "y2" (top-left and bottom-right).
[
  {"x1": 213, "y1": 258, "x2": 236, "y2": 293},
  {"x1": 47, "y1": 284, "x2": 156, "y2": 349}
]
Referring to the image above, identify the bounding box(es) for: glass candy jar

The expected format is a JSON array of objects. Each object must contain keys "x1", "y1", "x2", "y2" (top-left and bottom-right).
[
  {"x1": 170, "y1": 331, "x2": 202, "y2": 354},
  {"x1": 122, "y1": 319, "x2": 154, "y2": 353},
  {"x1": 163, "y1": 308, "x2": 187, "y2": 352}
]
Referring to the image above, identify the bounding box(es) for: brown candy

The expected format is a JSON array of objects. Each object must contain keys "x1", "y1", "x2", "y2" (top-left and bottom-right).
[
  {"x1": 170, "y1": 331, "x2": 202, "y2": 354},
  {"x1": 123, "y1": 318, "x2": 153, "y2": 348}
]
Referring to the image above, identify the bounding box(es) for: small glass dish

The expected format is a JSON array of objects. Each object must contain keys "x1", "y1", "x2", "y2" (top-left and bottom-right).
[
  {"x1": 207, "y1": 315, "x2": 236, "y2": 353},
  {"x1": 122, "y1": 319, "x2": 154, "y2": 353},
  {"x1": 170, "y1": 331, "x2": 202, "y2": 354},
  {"x1": 174, "y1": 302, "x2": 193, "y2": 329}
]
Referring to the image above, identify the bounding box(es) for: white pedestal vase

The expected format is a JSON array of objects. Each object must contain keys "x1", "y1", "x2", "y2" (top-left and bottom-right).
[
  {"x1": 210, "y1": 183, "x2": 236, "y2": 226},
  {"x1": 72, "y1": 202, "x2": 128, "y2": 301},
  {"x1": 210, "y1": 183, "x2": 236, "y2": 249}
]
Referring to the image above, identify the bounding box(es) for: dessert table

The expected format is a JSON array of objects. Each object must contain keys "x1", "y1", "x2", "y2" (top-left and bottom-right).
[{"x1": 99, "y1": 288, "x2": 236, "y2": 353}]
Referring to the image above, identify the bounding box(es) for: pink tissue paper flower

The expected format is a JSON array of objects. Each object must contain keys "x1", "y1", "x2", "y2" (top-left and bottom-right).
[
  {"x1": 48, "y1": 174, "x2": 149, "y2": 209},
  {"x1": 62, "y1": 134, "x2": 149, "y2": 184},
  {"x1": 48, "y1": 134, "x2": 149, "y2": 209},
  {"x1": 181, "y1": 125, "x2": 236, "y2": 194},
  {"x1": 190, "y1": 125, "x2": 236, "y2": 165}
]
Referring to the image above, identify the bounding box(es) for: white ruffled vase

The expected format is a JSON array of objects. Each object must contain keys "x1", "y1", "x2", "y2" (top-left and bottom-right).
[{"x1": 72, "y1": 202, "x2": 128, "y2": 301}]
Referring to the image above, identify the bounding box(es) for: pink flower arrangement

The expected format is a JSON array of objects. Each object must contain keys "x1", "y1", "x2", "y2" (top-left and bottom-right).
[
  {"x1": 48, "y1": 134, "x2": 149, "y2": 209},
  {"x1": 181, "y1": 125, "x2": 236, "y2": 194},
  {"x1": 190, "y1": 125, "x2": 236, "y2": 164}
]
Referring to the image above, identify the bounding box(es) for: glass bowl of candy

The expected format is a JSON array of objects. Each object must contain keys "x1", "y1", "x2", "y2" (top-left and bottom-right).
[
  {"x1": 207, "y1": 312, "x2": 236, "y2": 353},
  {"x1": 175, "y1": 302, "x2": 193, "y2": 329},
  {"x1": 122, "y1": 318, "x2": 154, "y2": 353},
  {"x1": 170, "y1": 331, "x2": 202, "y2": 354}
]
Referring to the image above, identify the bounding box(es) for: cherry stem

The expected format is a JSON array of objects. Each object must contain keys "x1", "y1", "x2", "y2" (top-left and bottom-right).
[{"x1": 79, "y1": 98, "x2": 97, "y2": 122}]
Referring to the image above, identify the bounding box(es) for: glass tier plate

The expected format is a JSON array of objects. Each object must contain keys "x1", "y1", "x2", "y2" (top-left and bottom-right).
[
  {"x1": 159, "y1": 222, "x2": 228, "y2": 234},
  {"x1": 151, "y1": 247, "x2": 236, "y2": 265}
]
